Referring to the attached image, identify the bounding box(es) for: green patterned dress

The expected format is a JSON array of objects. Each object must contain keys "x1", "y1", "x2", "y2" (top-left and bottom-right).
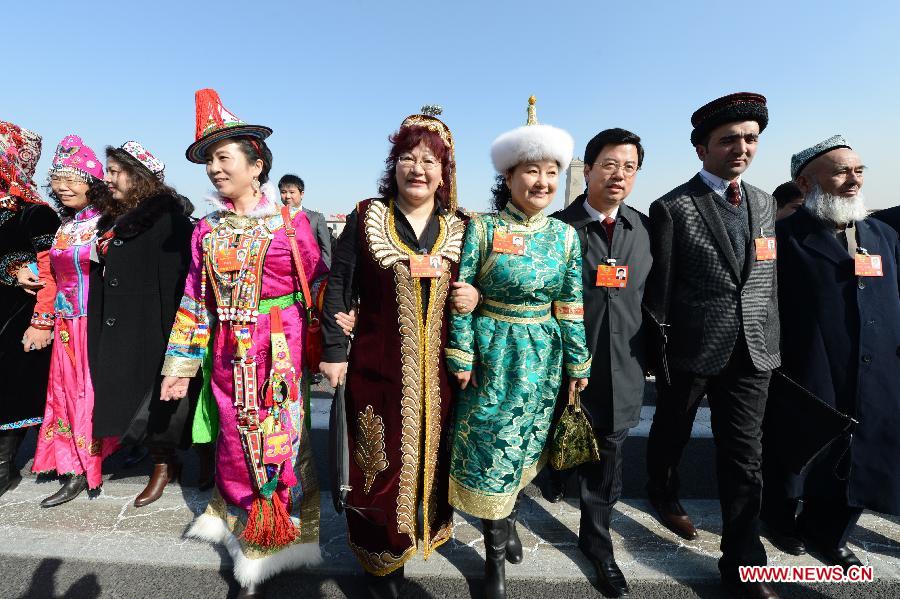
[{"x1": 446, "y1": 203, "x2": 591, "y2": 519}]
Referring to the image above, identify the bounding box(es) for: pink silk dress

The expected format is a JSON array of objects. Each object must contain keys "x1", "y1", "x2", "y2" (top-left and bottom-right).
[
  {"x1": 162, "y1": 188, "x2": 327, "y2": 585},
  {"x1": 32, "y1": 205, "x2": 118, "y2": 488}
]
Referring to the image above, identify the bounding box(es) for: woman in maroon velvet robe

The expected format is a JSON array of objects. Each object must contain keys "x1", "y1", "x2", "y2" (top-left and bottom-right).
[{"x1": 320, "y1": 111, "x2": 478, "y2": 598}]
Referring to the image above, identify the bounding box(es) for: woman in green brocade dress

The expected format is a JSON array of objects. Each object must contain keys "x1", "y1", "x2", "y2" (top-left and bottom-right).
[{"x1": 446, "y1": 98, "x2": 591, "y2": 599}]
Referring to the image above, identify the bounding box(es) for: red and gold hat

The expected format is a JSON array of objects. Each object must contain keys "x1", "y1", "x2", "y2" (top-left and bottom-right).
[
  {"x1": 0, "y1": 120, "x2": 43, "y2": 204},
  {"x1": 185, "y1": 88, "x2": 272, "y2": 164}
]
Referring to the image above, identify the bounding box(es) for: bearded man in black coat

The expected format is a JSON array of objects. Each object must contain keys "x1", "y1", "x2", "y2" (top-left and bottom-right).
[{"x1": 762, "y1": 136, "x2": 900, "y2": 571}]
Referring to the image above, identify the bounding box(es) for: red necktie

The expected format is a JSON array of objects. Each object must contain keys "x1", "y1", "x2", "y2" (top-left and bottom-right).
[
  {"x1": 602, "y1": 216, "x2": 615, "y2": 243},
  {"x1": 726, "y1": 180, "x2": 741, "y2": 207}
]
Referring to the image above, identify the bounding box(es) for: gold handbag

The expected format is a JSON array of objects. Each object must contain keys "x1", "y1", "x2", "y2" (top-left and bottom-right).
[{"x1": 549, "y1": 387, "x2": 601, "y2": 470}]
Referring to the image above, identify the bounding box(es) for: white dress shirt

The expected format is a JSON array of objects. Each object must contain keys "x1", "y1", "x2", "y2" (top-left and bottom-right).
[{"x1": 698, "y1": 169, "x2": 742, "y2": 203}]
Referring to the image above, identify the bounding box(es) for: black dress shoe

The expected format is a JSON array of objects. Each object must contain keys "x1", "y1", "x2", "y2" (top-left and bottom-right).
[
  {"x1": 40, "y1": 474, "x2": 88, "y2": 508},
  {"x1": 236, "y1": 581, "x2": 265, "y2": 598},
  {"x1": 724, "y1": 580, "x2": 779, "y2": 599},
  {"x1": 764, "y1": 524, "x2": 806, "y2": 556},
  {"x1": 590, "y1": 558, "x2": 629, "y2": 597},
  {"x1": 812, "y1": 543, "x2": 863, "y2": 573}
]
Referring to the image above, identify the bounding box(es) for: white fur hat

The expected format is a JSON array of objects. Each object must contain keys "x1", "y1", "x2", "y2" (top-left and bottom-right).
[{"x1": 490, "y1": 97, "x2": 574, "y2": 173}]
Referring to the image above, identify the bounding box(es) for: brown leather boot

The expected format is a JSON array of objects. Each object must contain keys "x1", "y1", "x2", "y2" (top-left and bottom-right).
[{"x1": 134, "y1": 447, "x2": 181, "y2": 508}]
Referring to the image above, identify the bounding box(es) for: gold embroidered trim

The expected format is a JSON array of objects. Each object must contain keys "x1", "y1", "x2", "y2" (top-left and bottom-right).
[
  {"x1": 483, "y1": 298, "x2": 552, "y2": 312},
  {"x1": 421, "y1": 268, "x2": 450, "y2": 558},
  {"x1": 445, "y1": 347, "x2": 474, "y2": 365},
  {"x1": 348, "y1": 538, "x2": 416, "y2": 576},
  {"x1": 365, "y1": 198, "x2": 466, "y2": 269},
  {"x1": 448, "y1": 457, "x2": 545, "y2": 520},
  {"x1": 501, "y1": 203, "x2": 548, "y2": 229},
  {"x1": 478, "y1": 306, "x2": 551, "y2": 324},
  {"x1": 553, "y1": 301, "x2": 585, "y2": 320},
  {"x1": 394, "y1": 261, "x2": 420, "y2": 543},
  {"x1": 161, "y1": 356, "x2": 202, "y2": 377},
  {"x1": 567, "y1": 358, "x2": 593, "y2": 377},
  {"x1": 354, "y1": 405, "x2": 389, "y2": 494}
]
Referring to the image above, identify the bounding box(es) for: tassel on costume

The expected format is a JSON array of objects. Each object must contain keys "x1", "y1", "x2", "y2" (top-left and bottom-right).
[{"x1": 241, "y1": 493, "x2": 300, "y2": 549}]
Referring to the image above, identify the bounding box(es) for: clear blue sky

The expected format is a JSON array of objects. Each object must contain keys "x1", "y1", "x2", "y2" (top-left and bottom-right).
[{"x1": 11, "y1": 1, "x2": 900, "y2": 215}]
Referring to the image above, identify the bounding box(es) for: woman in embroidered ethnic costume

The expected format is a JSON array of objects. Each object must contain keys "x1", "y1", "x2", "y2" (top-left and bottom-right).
[
  {"x1": 446, "y1": 98, "x2": 591, "y2": 599},
  {"x1": 31, "y1": 135, "x2": 121, "y2": 507},
  {"x1": 159, "y1": 89, "x2": 325, "y2": 598},
  {"x1": 0, "y1": 121, "x2": 59, "y2": 498},
  {"x1": 319, "y1": 110, "x2": 478, "y2": 599}
]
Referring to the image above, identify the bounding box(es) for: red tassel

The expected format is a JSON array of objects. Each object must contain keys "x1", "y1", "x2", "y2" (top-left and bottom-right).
[
  {"x1": 270, "y1": 493, "x2": 300, "y2": 547},
  {"x1": 194, "y1": 89, "x2": 225, "y2": 139},
  {"x1": 240, "y1": 494, "x2": 299, "y2": 549}
]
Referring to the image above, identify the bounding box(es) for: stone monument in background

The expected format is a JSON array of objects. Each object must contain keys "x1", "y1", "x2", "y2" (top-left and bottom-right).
[{"x1": 564, "y1": 158, "x2": 585, "y2": 207}]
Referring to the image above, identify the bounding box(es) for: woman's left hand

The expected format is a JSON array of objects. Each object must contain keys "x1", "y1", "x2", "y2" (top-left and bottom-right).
[
  {"x1": 568, "y1": 377, "x2": 588, "y2": 395},
  {"x1": 450, "y1": 281, "x2": 479, "y2": 314}
]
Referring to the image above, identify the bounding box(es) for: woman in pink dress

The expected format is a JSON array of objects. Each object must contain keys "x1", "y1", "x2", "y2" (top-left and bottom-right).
[
  {"x1": 30, "y1": 136, "x2": 119, "y2": 507},
  {"x1": 160, "y1": 90, "x2": 326, "y2": 599}
]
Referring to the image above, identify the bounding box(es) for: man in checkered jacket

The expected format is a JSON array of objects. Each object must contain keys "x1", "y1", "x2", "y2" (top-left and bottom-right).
[{"x1": 643, "y1": 93, "x2": 781, "y2": 599}]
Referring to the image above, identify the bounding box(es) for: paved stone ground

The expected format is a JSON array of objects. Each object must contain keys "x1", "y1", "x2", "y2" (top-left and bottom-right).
[{"x1": 1, "y1": 385, "x2": 897, "y2": 598}]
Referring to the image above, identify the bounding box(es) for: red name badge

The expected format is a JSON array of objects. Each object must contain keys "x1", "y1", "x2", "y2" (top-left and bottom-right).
[
  {"x1": 216, "y1": 247, "x2": 243, "y2": 272},
  {"x1": 596, "y1": 265, "x2": 628, "y2": 288},
  {"x1": 263, "y1": 432, "x2": 292, "y2": 465},
  {"x1": 755, "y1": 237, "x2": 777, "y2": 261},
  {"x1": 410, "y1": 254, "x2": 443, "y2": 278},
  {"x1": 493, "y1": 231, "x2": 526, "y2": 255},
  {"x1": 855, "y1": 254, "x2": 884, "y2": 277}
]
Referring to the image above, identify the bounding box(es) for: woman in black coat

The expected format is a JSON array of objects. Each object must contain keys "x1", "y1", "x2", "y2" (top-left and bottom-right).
[{"x1": 88, "y1": 142, "x2": 195, "y2": 507}]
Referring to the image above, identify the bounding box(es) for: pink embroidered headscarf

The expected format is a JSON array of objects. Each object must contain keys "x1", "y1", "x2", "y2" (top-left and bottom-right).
[{"x1": 50, "y1": 134, "x2": 104, "y2": 181}]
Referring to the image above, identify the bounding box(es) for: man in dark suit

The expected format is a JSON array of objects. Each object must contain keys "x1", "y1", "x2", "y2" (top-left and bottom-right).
[
  {"x1": 553, "y1": 128, "x2": 653, "y2": 598},
  {"x1": 763, "y1": 136, "x2": 900, "y2": 570},
  {"x1": 279, "y1": 173, "x2": 333, "y2": 267},
  {"x1": 644, "y1": 93, "x2": 781, "y2": 599},
  {"x1": 872, "y1": 203, "x2": 900, "y2": 234}
]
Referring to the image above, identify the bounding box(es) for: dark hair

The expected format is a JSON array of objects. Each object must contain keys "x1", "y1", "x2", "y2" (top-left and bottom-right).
[
  {"x1": 232, "y1": 137, "x2": 273, "y2": 184},
  {"x1": 278, "y1": 174, "x2": 305, "y2": 192},
  {"x1": 377, "y1": 126, "x2": 453, "y2": 210},
  {"x1": 46, "y1": 176, "x2": 115, "y2": 219},
  {"x1": 584, "y1": 128, "x2": 644, "y2": 168},
  {"x1": 105, "y1": 147, "x2": 177, "y2": 218},
  {"x1": 490, "y1": 174, "x2": 513, "y2": 212},
  {"x1": 772, "y1": 181, "x2": 803, "y2": 208}
]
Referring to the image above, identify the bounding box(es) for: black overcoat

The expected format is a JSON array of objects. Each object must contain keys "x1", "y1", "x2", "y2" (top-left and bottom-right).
[
  {"x1": 769, "y1": 207, "x2": 900, "y2": 515},
  {"x1": 0, "y1": 201, "x2": 59, "y2": 426},
  {"x1": 88, "y1": 193, "x2": 194, "y2": 445},
  {"x1": 553, "y1": 197, "x2": 652, "y2": 433}
]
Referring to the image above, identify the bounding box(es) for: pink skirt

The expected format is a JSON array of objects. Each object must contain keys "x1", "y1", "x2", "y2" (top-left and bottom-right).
[{"x1": 32, "y1": 316, "x2": 118, "y2": 489}]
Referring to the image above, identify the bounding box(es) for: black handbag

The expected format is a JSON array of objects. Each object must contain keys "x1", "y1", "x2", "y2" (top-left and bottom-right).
[{"x1": 328, "y1": 382, "x2": 351, "y2": 513}]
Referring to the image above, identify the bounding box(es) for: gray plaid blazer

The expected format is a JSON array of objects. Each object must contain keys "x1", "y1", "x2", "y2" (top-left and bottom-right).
[{"x1": 644, "y1": 174, "x2": 781, "y2": 376}]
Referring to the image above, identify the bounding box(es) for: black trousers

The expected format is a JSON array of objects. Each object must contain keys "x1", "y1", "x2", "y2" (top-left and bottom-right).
[
  {"x1": 577, "y1": 428, "x2": 628, "y2": 562},
  {"x1": 646, "y1": 340, "x2": 771, "y2": 579}
]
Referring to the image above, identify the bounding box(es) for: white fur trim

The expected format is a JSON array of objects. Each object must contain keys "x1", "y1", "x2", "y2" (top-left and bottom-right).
[
  {"x1": 490, "y1": 124, "x2": 574, "y2": 173},
  {"x1": 185, "y1": 512, "x2": 323, "y2": 586},
  {"x1": 185, "y1": 512, "x2": 230, "y2": 544},
  {"x1": 205, "y1": 182, "x2": 281, "y2": 218}
]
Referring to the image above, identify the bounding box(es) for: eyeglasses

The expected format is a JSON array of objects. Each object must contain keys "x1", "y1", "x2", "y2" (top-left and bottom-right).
[
  {"x1": 595, "y1": 161, "x2": 639, "y2": 178},
  {"x1": 397, "y1": 155, "x2": 442, "y2": 171}
]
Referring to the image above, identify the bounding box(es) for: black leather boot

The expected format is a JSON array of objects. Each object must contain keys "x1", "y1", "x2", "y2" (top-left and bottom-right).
[
  {"x1": 236, "y1": 581, "x2": 265, "y2": 598},
  {"x1": 40, "y1": 474, "x2": 88, "y2": 508},
  {"x1": 0, "y1": 430, "x2": 25, "y2": 498},
  {"x1": 364, "y1": 566, "x2": 404, "y2": 599},
  {"x1": 482, "y1": 518, "x2": 508, "y2": 599},
  {"x1": 505, "y1": 493, "x2": 523, "y2": 564}
]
